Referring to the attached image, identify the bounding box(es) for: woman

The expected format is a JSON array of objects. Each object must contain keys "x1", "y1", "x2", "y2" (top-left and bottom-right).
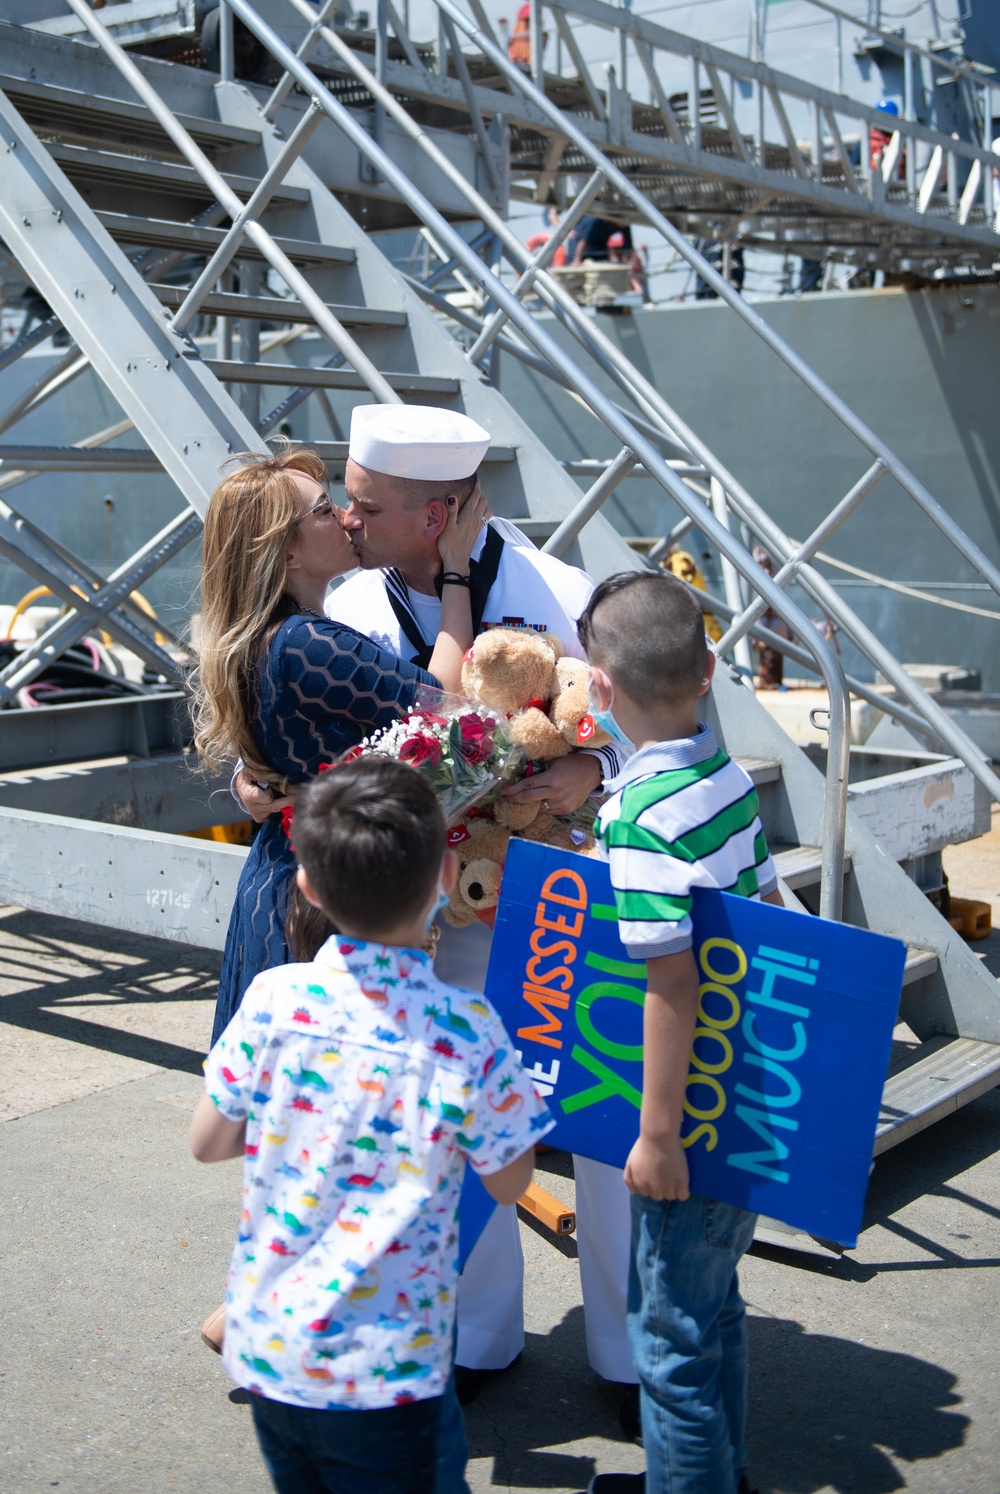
[{"x1": 193, "y1": 445, "x2": 486, "y2": 1044}]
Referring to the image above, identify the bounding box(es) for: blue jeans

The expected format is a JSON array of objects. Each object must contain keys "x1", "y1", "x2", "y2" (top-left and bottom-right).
[
  {"x1": 433, "y1": 1373, "x2": 471, "y2": 1494},
  {"x1": 250, "y1": 1377, "x2": 469, "y2": 1494},
  {"x1": 627, "y1": 1192, "x2": 758, "y2": 1494}
]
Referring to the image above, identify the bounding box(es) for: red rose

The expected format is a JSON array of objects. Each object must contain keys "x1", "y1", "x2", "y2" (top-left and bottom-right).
[
  {"x1": 458, "y1": 713, "x2": 494, "y2": 765},
  {"x1": 399, "y1": 732, "x2": 443, "y2": 768},
  {"x1": 279, "y1": 803, "x2": 295, "y2": 853}
]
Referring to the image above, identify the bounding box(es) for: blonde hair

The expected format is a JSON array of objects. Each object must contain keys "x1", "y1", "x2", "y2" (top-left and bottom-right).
[{"x1": 192, "y1": 446, "x2": 329, "y2": 778}]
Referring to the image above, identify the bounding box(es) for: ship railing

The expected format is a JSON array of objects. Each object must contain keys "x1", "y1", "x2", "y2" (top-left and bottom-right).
[{"x1": 799, "y1": 0, "x2": 997, "y2": 123}]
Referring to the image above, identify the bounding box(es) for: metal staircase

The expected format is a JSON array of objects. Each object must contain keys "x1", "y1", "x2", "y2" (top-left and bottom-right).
[
  {"x1": 1, "y1": 1, "x2": 1000, "y2": 1183},
  {"x1": 21, "y1": 0, "x2": 1000, "y2": 275}
]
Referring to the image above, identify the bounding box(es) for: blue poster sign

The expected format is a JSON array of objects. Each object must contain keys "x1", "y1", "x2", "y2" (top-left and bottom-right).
[
  {"x1": 457, "y1": 1165, "x2": 497, "y2": 1271},
  {"x1": 482, "y1": 840, "x2": 906, "y2": 1248}
]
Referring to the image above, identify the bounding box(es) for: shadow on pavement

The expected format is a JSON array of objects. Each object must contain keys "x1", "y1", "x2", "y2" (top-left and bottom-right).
[
  {"x1": 0, "y1": 904, "x2": 221, "y2": 1074},
  {"x1": 464, "y1": 1305, "x2": 628, "y2": 1489},
  {"x1": 750, "y1": 1087, "x2": 1000, "y2": 1284},
  {"x1": 462, "y1": 1307, "x2": 968, "y2": 1494},
  {"x1": 748, "y1": 1316, "x2": 968, "y2": 1493}
]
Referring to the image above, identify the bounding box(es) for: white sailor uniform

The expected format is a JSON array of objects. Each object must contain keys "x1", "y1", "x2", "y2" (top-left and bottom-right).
[{"x1": 326, "y1": 519, "x2": 637, "y2": 1383}]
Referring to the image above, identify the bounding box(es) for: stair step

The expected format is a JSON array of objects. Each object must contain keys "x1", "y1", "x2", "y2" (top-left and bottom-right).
[
  {"x1": 309, "y1": 441, "x2": 516, "y2": 465},
  {"x1": 2, "y1": 76, "x2": 261, "y2": 153},
  {"x1": 95, "y1": 212, "x2": 355, "y2": 266},
  {"x1": 735, "y1": 756, "x2": 782, "y2": 788},
  {"x1": 151, "y1": 284, "x2": 407, "y2": 330},
  {"x1": 874, "y1": 1036, "x2": 1000, "y2": 1154},
  {"x1": 498, "y1": 518, "x2": 671, "y2": 555},
  {"x1": 207, "y1": 361, "x2": 460, "y2": 395},
  {"x1": 771, "y1": 844, "x2": 852, "y2": 889},
  {"x1": 507, "y1": 517, "x2": 558, "y2": 539},
  {"x1": 51, "y1": 142, "x2": 308, "y2": 205},
  {"x1": 902, "y1": 947, "x2": 939, "y2": 987}
]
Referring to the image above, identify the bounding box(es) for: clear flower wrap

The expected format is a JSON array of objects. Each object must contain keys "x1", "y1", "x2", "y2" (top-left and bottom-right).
[{"x1": 344, "y1": 684, "x2": 523, "y2": 824}]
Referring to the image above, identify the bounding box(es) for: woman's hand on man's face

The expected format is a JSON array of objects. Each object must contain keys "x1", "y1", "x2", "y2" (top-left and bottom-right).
[{"x1": 437, "y1": 482, "x2": 491, "y2": 573}]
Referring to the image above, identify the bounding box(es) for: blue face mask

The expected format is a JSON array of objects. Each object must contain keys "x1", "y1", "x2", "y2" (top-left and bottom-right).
[
  {"x1": 588, "y1": 682, "x2": 633, "y2": 748},
  {"x1": 424, "y1": 883, "x2": 449, "y2": 931}
]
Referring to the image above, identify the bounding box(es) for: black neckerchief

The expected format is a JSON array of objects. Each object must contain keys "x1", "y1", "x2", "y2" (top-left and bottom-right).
[{"x1": 382, "y1": 524, "x2": 505, "y2": 670}]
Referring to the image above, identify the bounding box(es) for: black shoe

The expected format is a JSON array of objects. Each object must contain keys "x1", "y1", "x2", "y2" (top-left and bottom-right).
[
  {"x1": 588, "y1": 1476, "x2": 645, "y2": 1493},
  {"x1": 454, "y1": 1351, "x2": 522, "y2": 1406},
  {"x1": 618, "y1": 1384, "x2": 642, "y2": 1445}
]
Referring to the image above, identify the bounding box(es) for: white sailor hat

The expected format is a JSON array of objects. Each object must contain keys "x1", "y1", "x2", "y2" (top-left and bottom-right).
[{"x1": 349, "y1": 404, "x2": 490, "y2": 481}]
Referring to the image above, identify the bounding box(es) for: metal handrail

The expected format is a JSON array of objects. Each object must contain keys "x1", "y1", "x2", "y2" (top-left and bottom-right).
[
  {"x1": 546, "y1": 0, "x2": 999, "y2": 179},
  {"x1": 674, "y1": 575, "x2": 967, "y2": 753},
  {"x1": 714, "y1": 462, "x2": 888, "y2": 656},
  {"x1": 62, "y1": 0, "x2": 400, "y2": 407},
  {"x1": 215, "y1": 0, "x2": 853, "y2": 922},
  {"x1": 801, "y1": 0, "x2": 996, "y2": 93}
]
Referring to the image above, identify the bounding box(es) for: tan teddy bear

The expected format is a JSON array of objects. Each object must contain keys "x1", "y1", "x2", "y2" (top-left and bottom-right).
[
  {"x1": 461, "y1": 628, "x2": 568, "y2": 764},
  {"x1": 443, "y1": 816, "x2": 513, "y2": 928},
  {"x1": 460, "y1": 628, "x2": 610, "y2": 832},
  {"x1": 443, "y1": 810, "x2": 590, "y2": 928}
]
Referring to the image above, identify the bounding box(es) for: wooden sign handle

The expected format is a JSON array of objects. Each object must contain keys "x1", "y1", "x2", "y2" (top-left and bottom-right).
[{"x1": 518, "y1": 1180, "x2": 576, "y2": 1236}]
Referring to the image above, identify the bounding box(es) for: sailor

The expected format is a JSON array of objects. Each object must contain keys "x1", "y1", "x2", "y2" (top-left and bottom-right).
[{"x1": 236, "y1": 404, "x2": 637, "y2": 1400}]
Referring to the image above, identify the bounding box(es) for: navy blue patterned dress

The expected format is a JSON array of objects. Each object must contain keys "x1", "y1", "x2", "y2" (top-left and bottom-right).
[{"x1": 212, "y1": 612, "x2": 435, "y2": 1043}]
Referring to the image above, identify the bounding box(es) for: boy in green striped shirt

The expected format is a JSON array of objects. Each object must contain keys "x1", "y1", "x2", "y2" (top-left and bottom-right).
[{"x1": 578, "y1": 571, "x2": 781, "y2": 1494}]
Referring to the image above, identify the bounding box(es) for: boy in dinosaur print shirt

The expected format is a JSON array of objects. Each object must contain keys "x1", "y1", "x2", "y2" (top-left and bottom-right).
[{"x1": 192, "y1": 758, "x2": 552, "y2": 1492}]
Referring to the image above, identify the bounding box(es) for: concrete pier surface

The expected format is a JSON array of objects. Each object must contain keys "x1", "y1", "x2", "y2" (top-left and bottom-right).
[{"x1": 3, "y1": 874, "x2": 1000, "y2": 1494}]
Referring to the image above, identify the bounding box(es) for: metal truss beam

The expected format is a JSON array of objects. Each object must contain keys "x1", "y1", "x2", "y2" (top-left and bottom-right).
[
  {"x1": 280, "y1": 0, "x2": 999, "y2": 262},
  {"x1": 0, "y1": 755, "x2": 242, "y2": 836},
  {"x1": 0, "y1": 692, "x2": 190, "y2": 774},
  {"x1": 0, "y1": 804, "x2": 243, "y2": 950},
  {"x1": 0, "y1": 446, "x2": 161, "y2": 473},
  {"x1": 0, "y1": 509, "x2": 198, "y2": 704}
]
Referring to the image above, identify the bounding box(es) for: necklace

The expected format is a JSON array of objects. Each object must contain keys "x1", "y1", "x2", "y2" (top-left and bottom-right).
[{"x1": 296, "y1": 603, "x2": 326, "y2": 619}]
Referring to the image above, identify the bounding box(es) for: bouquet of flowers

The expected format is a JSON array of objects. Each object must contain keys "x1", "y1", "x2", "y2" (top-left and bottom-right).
[{"x1": 347, "y1": 685, "x2": 521, "y2": 823}]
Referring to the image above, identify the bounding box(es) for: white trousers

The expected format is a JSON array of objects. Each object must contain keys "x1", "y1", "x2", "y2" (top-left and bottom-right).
[
  {"x1": 573, "y1": 1155, "x2": 637, "y2": 1383},
  {"x1": 438, "y1": 922, "x2": 637, "y2": 1382},
  {"x1": 456, "y1": 1203, "x2": 525, "y2": 1369},
  {"x1": 440, "y1": 923, "x2": 525, "y2": 1371}
]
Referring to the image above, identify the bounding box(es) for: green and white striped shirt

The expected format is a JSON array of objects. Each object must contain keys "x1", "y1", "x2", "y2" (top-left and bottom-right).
[{"x1": 595, "y1": 725, "x2": 777, "y2": 959}]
